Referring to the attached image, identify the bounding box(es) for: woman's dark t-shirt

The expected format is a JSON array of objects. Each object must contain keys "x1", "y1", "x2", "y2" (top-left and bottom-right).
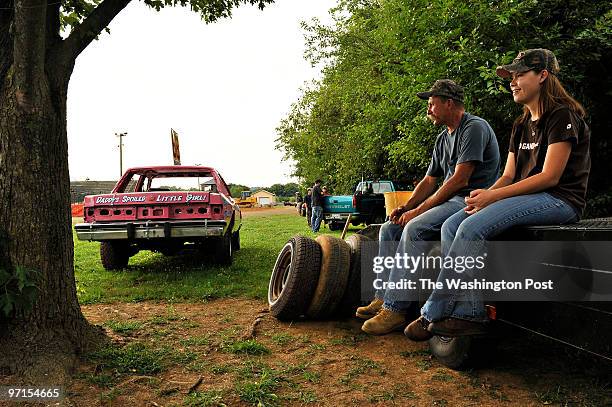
[{"x1": 509, "y1": 106, "x2": 591, "y2": 216}]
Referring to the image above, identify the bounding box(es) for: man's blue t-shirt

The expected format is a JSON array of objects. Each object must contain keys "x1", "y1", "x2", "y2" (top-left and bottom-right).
[{"x1": 426, "y1": 113, "x2": 500, "y2": 195}]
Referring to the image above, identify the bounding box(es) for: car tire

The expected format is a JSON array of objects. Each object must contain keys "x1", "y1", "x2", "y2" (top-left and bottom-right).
[
  {"x1": 100, "y1": 241, "x2": 130, "y2": 270},
  {"x1": 306, "y1": 235, "x2": 351, "y2": 319},
  {"x1": 328, "y1": 221, "x2": 343, "y2": 231},
  {"x1": 428, "y1": 336, "x2": 472, "y2": 370},
  {"x1": 268, "y1": 236, "x2": 322, "y2": 321},
  {"x1": 214, "y1": 231, "x2": 233, "y2": 265},
  {"x1": 428, "y1": 334, "x2": 497, "y2": 370},
  {"x1": 335, "y1": 234, "x2": 372, "y2": 317},
  {"x1": 232, "y1": 231, "x2": 241, "y2": 251},
  {"x1": 368, "y1": 212, "x2": 386, "y2": 225}
]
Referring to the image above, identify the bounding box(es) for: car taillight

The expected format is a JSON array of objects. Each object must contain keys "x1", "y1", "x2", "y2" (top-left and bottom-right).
[{"x1": 352, "y1": 195, "x2": 356, "y2": 208}]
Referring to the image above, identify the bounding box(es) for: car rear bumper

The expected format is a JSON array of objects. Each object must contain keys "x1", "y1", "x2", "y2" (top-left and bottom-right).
[
  {"x1": 324, "y1": 212, "x2": 360, "y2": 221},
  {"x1": 75, "y1": 220, "x2": 227, "y2": 241}
]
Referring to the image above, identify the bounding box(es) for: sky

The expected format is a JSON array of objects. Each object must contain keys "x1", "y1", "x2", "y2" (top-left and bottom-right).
[{"x1": 67, "y1": 0, "x2": 334, "y2": 187}]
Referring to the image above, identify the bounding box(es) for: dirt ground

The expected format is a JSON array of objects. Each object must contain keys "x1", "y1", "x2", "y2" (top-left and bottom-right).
[{"x1": 20, "y1": 298, "x2": 602, "y2": 407}]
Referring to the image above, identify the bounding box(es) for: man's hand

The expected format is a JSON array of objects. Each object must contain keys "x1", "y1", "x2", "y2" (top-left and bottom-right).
[
  {"x1": 389, "y1": 206, "x2": 406, "y2": 223},
  {"x1": 464, "y1": 189, "x2": 499, "y2": 214},
  {"x1": 395, "y1": 209, "x2": 420, "y2": 227}
]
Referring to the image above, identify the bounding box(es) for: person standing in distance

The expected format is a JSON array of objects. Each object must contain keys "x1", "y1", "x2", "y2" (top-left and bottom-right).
[{"x1": 311, "y1": 180, "x2": 324, "y2": 232}]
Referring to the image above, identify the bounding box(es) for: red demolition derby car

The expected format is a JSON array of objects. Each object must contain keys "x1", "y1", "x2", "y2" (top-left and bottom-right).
[{"x1": 75, "y1": 166, "x2": 241, "y2": 269}]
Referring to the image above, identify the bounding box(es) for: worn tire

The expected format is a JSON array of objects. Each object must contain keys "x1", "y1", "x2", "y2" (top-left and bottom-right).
[
  {"x1": 306, "y1": 235, "x2": 351, "y2": 319},
  {"x1": 214, "y1": 232, "x2": 233, "y2": 265},
  {"x1": 428, "y1": 335, "x2": 496, "y2": 370},
  {"x1": 268, "y1": 236, "x2": 322, "y2": 320},
  {"x1": 428, "y1": 336, "x2": 472, "y2": 370},
  {"x1": 232, "y1": 231, "x2": 241, "y2": 251},
  {"x1": 334, "y1": 234, "x2": 372, "y2": 317},
  {"x1": 100, "y1": 241, "x2": 130, "y2": 270}
]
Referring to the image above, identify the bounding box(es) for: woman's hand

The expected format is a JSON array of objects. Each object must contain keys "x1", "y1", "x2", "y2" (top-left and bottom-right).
[{"x1": 464, "y1": 189, "x2": 499, "y2": 214}]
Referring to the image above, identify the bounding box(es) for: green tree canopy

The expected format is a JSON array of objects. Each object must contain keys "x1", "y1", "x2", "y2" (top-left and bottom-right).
[{"x1": 277, "y1": 0, "x2": 612, "y2": 201}]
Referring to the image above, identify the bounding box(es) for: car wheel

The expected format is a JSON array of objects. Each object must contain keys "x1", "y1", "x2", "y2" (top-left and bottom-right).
[
  {"x1": 428, "y1": 334, "x2": 496, "y2": 370},
  {"x1": 232, "y1": 231, "x2": 241, "y2": 251},
  {"x1": 428, "y1": 336, "x2": 472, "y2": 370},
  {"x1": 335, "y1": 234, "x2": 372, "y2": 317},
  {"x1": 214, "y1": 232, "x2": 233, "y2": 265},
  {"x1": 368, "y1": 213, "x2": 386, "y2": 225},
  {"x1": 328, "y1": 221, "x2": 342, "y2": 231},
  {"x1": 268, "y1": 236, "x2": 322, "y2": 321},
  {"x1": 100, "y1": 241, "x2": 130, "y2": 270},
  {"x1": 306, "y1": 235, "x2": 351, "y2": 319}
]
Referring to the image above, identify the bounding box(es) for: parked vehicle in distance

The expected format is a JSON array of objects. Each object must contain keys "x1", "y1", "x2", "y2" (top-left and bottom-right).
[
  {"x1": 323, "y1": 180, "x2": 408, "y2": 230},
  {"x1": 235, "y1": 190, "x2": 257, "y2": 208},
  {"x1": 74, "y1": 166, "x2": 241, "y2": 269}
]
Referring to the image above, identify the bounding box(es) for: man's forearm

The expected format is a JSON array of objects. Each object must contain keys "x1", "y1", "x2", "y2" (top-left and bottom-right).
[
  {"x1": 402, "y1": 179, "x2": 437, "y2": 210},
  {"x1": 414, "y1": 176, "x2": 468, "y2": 215}
]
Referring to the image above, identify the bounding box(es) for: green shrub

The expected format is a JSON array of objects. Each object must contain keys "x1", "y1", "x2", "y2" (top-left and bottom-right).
[{"x1": 0, "y1": 266, "x2": 38, "y2": 317}]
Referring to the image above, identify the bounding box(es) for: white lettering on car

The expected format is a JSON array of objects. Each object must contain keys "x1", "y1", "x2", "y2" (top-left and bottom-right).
[
  {"x1": 156, "y1": 195, "x2": 183, "y2": 202},
  {"x1": 95, "y1": 196, "x2": 119, "y2": 204},
  {"x1": 186, "y1": 194, "x2": 205, "y2": 203},
  {"x1": 122, "y1": 196, "x2": 146, "y2": 203}
]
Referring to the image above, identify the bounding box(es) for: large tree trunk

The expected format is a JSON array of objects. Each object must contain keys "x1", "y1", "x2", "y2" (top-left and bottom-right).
[
  {"x1": 0, "y1": 0, "x2": 131, "y2": 383},
  {"x1": 0, "y1": 52, "x2": 102, "y2": 385}
]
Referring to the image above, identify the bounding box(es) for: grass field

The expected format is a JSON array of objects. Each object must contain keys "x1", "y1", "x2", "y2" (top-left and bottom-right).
[{"x1": 74, "y1": 213, "x2": 357, "y2": 304}]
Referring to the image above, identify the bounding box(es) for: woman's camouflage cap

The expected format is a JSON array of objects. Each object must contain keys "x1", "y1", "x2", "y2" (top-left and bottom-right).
[{"x1": 496, "y1": 49, "x2": 559, "y2": 78}]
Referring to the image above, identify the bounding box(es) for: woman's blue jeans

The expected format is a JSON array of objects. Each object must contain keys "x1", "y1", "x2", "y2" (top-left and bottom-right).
[{"x1": 421, "y1": 192, "x2": 579, "y2": 323}]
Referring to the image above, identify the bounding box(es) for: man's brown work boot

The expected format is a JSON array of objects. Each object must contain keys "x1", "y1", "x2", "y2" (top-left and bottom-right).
[
  {"x1": 403, "y1": 316, "x2": 433, "y2": 342},
  {"x1": 355, "y1": 298, "x2": 384, "y2": 320},
  {"x1": 361, "y1": 307, "x2": 406, "y2": 335}
]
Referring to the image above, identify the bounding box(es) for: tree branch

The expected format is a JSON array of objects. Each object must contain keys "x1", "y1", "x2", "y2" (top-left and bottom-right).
[{"x1": 60, "y1": 0, "x2": 131, "y2": 64}]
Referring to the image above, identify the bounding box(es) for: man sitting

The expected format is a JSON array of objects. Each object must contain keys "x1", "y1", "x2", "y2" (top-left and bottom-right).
[{"x1": 357, "y1": 79, "x2": 501, "y2": 335}]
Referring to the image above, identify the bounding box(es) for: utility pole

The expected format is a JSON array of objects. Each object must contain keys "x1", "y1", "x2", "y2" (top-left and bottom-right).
[{"x1": 116, "y1": 132, "x2": 127, "y2": 178}]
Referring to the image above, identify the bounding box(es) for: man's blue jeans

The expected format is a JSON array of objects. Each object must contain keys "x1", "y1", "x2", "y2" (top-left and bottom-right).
[
  {"x1": 311, "y1": 205, "x2": 323, "y2": 232},
  {"x1": 375, "y1": 196, "x2": 467, "y2": 313},
  {"x1": 421, "y1": 192, "x2": 579, "y2": 323}
]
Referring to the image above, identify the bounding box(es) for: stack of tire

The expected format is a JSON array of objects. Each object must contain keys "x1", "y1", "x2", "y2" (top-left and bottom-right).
[{"x1": 268, "y1": 234, "x2": 371, "y2": 320}]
